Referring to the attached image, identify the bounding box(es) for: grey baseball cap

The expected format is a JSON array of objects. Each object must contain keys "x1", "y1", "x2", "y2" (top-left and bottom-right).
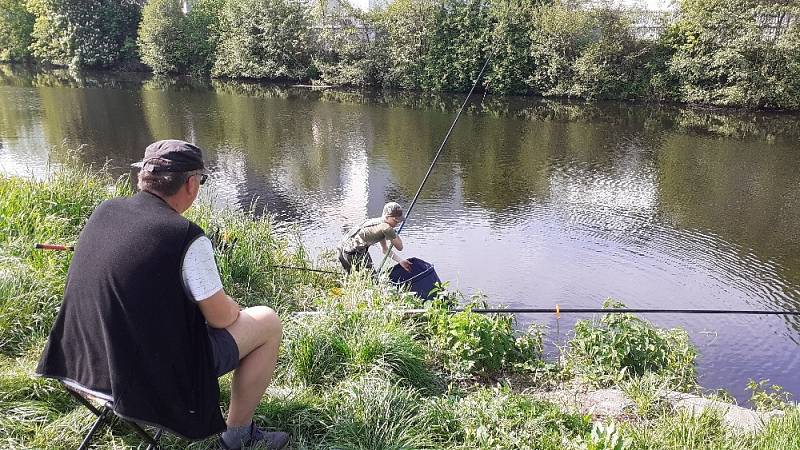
[
  {"x1": 382, "y1": 202, "x2": 406, "y2": 221},
  {"x1": 131, "y1": 140, "x2": 207, "y2": 173}
]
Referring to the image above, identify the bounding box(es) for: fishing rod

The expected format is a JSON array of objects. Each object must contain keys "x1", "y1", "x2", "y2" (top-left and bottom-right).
[
  {"x1": 375, "y1": 49, "x2": 496, "y2": 274},
  {"x1": 295, "y1": 306, "x2": 800, "y2": 317},
  {"x1": 35, "y1": 244, "x2": 800, "y2": 317},
  {"x1": 270, "y1": 265, "x2": 338, "y2": 275},
  {"x1": 34, "y1": 244, "x2": 339, "y2": 275}
]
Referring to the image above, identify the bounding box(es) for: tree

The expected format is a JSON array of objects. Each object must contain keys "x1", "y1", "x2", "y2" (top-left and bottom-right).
[
  {"x1": 27, "y1": 0, "x2": 141, "y2": 69},
  {"x1": 212, "y1": 0, "x2": 314, "y2": 80},
  {"x1": 0, "y1": 0, "x2": 35, "y2": 61},
  {"x1": 138, "y1": 0, "x2": 223, "y2": 74}
]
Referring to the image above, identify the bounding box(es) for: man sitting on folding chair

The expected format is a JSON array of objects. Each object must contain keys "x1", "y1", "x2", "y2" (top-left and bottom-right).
[{"x1": 36, "y1": 140, "x2": 289, "y2": 450}]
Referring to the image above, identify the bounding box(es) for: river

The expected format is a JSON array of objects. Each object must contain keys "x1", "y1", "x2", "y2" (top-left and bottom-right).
[{"x1": 1, "y1": 65, "x2": 799, "y2": 403}]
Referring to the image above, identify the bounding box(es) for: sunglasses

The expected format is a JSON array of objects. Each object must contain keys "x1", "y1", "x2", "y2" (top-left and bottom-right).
[{"x1": 193, "y1": 173, "x2": 208, "y2": 185}]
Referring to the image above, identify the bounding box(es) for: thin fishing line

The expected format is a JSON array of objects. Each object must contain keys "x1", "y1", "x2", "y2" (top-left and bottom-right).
[{"x1": 376, "y1": 49, "x2": 496, "y2": 274}]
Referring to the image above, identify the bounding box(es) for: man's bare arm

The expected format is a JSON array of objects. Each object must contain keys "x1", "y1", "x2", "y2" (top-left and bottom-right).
[{"x1": 197, "y1": 289, "x2": 240, "y2": 329}]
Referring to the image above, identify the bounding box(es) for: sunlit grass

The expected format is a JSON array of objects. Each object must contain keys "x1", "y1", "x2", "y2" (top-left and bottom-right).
[{"x1": 1, "y1": 161, "x2": 797, "y2": 448}]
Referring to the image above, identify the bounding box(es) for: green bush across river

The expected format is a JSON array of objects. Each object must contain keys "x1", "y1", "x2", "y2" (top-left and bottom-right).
[{"x1": 1, "y1": 0, "x2": 800, "y2": 108}]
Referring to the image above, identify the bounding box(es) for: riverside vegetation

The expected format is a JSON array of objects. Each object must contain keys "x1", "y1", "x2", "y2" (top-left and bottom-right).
[
  {"x1": 1, "y1": 159, "x2": 799, "y2": 448},
  {"x1": 1, "y1": 0, "x2": 800, "y2": 108}
]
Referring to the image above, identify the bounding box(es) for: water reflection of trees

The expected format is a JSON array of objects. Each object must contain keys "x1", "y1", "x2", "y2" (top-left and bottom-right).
[
  {"x1": 657, "y1": 134, "x2": 800, "y2": 306},
  {"x1": 3, "y1": 70, "x2": 800, "y2": 309}
]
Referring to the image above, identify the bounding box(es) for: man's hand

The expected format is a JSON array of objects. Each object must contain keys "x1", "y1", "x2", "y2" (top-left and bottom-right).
[{"x1": 399, "y1": 259, "x2": 412, "y2": 272}]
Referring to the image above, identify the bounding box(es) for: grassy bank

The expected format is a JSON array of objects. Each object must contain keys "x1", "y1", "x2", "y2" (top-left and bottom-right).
[{"x1": 0, "y1": 163, "x2": 798, "y2": 449}]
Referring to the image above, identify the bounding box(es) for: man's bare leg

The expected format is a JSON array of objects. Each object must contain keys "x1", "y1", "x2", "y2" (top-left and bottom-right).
[{"x1": 225, "y1": 305, "x2": 282, "y2": 426}]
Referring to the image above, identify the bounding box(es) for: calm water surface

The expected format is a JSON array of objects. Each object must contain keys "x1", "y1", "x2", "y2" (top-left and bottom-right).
[{"x1": 2, "y1": 66, "x2": 799, "y2": 402}]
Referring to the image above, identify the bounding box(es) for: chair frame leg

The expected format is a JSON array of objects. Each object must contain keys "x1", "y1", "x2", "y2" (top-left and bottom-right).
[
  {"x1": 120, "y1": 419, "x2": 161, "y2": 449},
  {"x1": 64, "y1": 386, "x2": 162, "y2": 449},
  {"x1": 77, "y1": 407, "x2": 112, "y2": 450}
]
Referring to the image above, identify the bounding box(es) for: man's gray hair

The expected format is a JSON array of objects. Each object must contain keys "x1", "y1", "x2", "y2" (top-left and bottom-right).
[{"x1": 137, "y1": 170, "x2": 192, "y2": 196}]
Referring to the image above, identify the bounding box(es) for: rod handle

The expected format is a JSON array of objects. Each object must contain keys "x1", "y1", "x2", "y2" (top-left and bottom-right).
[{"x1": 35, "y1": 243, "x2": 74, "y2": 251}]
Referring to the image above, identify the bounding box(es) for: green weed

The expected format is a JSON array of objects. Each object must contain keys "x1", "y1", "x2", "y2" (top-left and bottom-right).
[
  {"x1": 425, "y1": 297, "x2": 544, "y2": 379},
  {"x1": 279, "y1": 310, "x2": 439, "y2": 392},
  {"x1": 746, "y1": 378, "x2": 794, "y2": 412},
  {"x1": 448, "y1": 386, "x2": 591, "y2": 449},
  {"x1": 319, "y1": 374, "x2": 433, "y2": 449},
  {"x1": 566, "y1": 299, "x2": 697, "y2": 390},
  {"x1": 620, "y1": 372, "x2": 672, "y2": 419}
]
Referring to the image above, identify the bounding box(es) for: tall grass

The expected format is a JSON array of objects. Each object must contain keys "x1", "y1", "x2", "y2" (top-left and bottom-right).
[
  {"x1": 0, "y1": 162, "x2": 129, "y2": 357},
  {"x1": 280, "y1": 310, "x2": 440, "y2": 393},
  {"x1": 188, "y1": 205, "x2": 339, "y2": 313}
]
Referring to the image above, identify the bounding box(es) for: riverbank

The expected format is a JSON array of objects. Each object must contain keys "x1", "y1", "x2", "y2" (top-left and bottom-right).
[{"x1": 0, "y1": 162, "x2": 798, "y2": 448}]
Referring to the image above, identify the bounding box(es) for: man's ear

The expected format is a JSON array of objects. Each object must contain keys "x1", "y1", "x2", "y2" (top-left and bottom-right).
[{"x1": 186, "y1": 175, "x2": 198, "y2": 197}]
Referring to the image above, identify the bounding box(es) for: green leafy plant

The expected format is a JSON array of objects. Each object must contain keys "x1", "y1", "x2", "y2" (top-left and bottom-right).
[
  {"x1": 665, "y1": 0, "x2": 800, "y2": 108},
  {"x1": 313, "y1": 0, "x2": 388, "y2": 87},
  {"x1": 0, "y1": 0, "x2": 34, "y2": 61},
  {"x1": 27, "y1": 0, "x2": 141, "y2": 69},
  {"x1": 585, "y1": 421, "x2": 630, "y2": 450},
  {"x1": 566, "y1": 299, "x2": 697, "y2": 389},
  {"x1": 138, "y1": 0, "x2": 224, "y2": 75},
  {"x1": 747, "y1": 379, "x2": 794, "y2": 412},
  {"x1": 425, "y1": 295, "x2": 542, "y2": 378},
  {"x1": 620, "y1": 372, "x2": 672, "y2": 419},
  {"x1": 212, "y1": 0, "x2": 315, "y2": 80},
  {"x1": 443, "y1": 386, "x2": 591, "y2": 449}
]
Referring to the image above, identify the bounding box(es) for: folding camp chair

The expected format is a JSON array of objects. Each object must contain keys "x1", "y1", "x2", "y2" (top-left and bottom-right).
[{"x1": 60, "y1": 379, "x2": 163, "y2": 449}]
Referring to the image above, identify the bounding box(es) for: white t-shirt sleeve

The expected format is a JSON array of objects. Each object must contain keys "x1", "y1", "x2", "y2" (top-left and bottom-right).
[{"x1": 181, "y1": 236, "x2": 224, "y2": 302}]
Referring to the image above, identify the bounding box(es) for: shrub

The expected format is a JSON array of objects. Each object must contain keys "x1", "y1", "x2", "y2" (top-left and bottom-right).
[
  {"x1": 569, "y1": 9, "x2": 646, "y2": 100},
  {"x1": 566, "y1": 300, "x2": 697, "y2": 389},
  {"x1": 27, "y1": 0, "x2": 141, "y2": 69},
  {"x1": 137, "y1": 0, "x2": 223, "y2": 75},
  {"x1": 0, "y1": 0, "x2": 35, "y2": 61},
  {"x1": 137, "y1": 0, "x2": 185, "y2": 74},
  {"x1": 421, "y1": 0, "x2": 493, "y2": 92},
  {"x1": 665, "y1": 0, "x2": 800, "y2": 108},
  {"x1": 528, "y1": 2, "x2": 595, "y2": 96},
  {"x1": 529, "y1": 3, "x2": 647, "y2": 99},
  {"x1": 382, "y1": 0, "x2": 438, "y2": 89},
  {"x1": 425, "y1": 297, "x2": 543, "y2": 378},
  {"x1": 314, "y1": 1, "x2": 388, "y2": 87},
  {"x1": 212, "y1": 0, "x2": 314, "y2": 80},
  {"x1": 485, "y1": 0, "x2": 536, "y2": 95}
]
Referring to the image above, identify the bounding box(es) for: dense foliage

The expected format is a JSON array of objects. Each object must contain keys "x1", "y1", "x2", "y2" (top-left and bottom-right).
[
  {"x1": 664, "y1": 0, "x2": 800, "y2": 108},
  {"x1": 425, "y1": 297, "x2": 543, "y2": 377},
  {"x1": 3, "y1": 0, "x2": 800, "y2": 107},
  {"x1": 212, "y1": 0, "x2": 315, "y2": 80},
  {"x1": 566, "y1": 300, "x2": 698, "y2": 390},
  {"x1": 137, "y1": 0, "x2": 222, "y2": 74},
  {"x1": 27, "y1": 0, "x2": 141, "y2": 69},
  {"x1": 0, "y1": 0, "x2": 34, "y2": 61},
  {"x1": 314, "y1": 3, "x2": 388, "y2": 87}
]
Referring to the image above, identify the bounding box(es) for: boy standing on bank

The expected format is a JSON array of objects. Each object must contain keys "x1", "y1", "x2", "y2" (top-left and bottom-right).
[{"x1": 337, "y1": 202, "x2": 412, "y2": 274}]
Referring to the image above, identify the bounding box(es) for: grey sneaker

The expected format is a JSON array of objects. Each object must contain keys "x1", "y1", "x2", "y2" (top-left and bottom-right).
[{"x1": 219, "y1": 422, "x2": 289, "y2": 450}]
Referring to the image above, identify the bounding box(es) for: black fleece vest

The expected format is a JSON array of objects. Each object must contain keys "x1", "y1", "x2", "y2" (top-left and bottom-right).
[{"x1": 36, "y1": 191, "x2": 226, "y2": 439}]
